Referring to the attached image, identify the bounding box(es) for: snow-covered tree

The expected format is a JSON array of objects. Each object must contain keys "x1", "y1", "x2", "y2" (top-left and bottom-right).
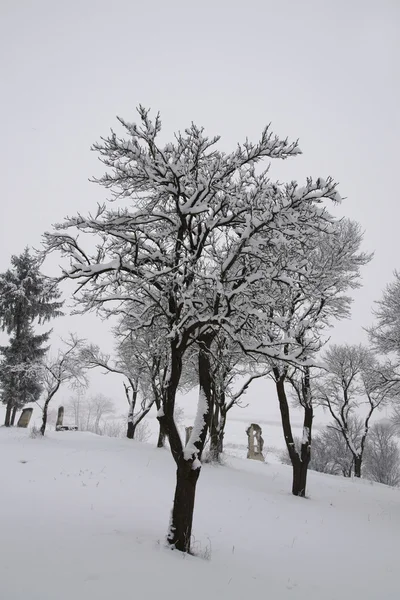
[
  {"x1": 309, "y1": 419, "x2": 362, "y2": 477},
  {"x1": 256, "y1": 219, "x2": 370, "y2": 495},
  {"x1": 369, "y1": 272, "x2": 400, "y2": 360},
  {"x1": 65, "y1": 392, "x2": 85, "y2": 430},
  {"x1": 316, "y1": 344, "x2": 394, "y2": 477},
  {"x1": 0, "y1": 248, "x2": 62, "y2": 425},
  {"x1": 81, "y1": 319, "x2": 170, "y2": 442},
  {"x1": 44, "y1": 106, "x2": 344, "y2": 552},
  {"x1": 86, "y1": 394, "x2": 115, "y2": 434},
  {"x1": 81, "y1": 342, "x2": 156, "y2": 440},
  {"x1": 204, "y1": 332, "x2": 267, "y2": 462},
  {"x1": 0, "y1": 326, "x2": 49, "y2": 424},
  {"x1": 363, "y1": 421, "x2": 400, "y2": 486},
  {"x1": 64, "y1": 393, "x2": 116, "y2": 434},
  {"x1": 40, "y1": 335, "x2": 87, "y2": 435}
]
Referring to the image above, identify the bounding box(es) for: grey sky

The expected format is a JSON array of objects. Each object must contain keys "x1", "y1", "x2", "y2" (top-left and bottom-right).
[{"x1": 1, "y1": 0, "x2": 399, "y2": 407}]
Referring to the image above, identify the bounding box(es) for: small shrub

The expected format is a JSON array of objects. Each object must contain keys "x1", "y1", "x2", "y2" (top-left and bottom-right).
[
  {"x1": 190, "y1": 537, "x2": 212, "y2": 560},
  {"x1": 135, "y1": 420, "x2": 151, "y2": 443},
  {"x1": 30, "y1": 425, "x2": 41, "y2": 439},
  {"x1": 99, "y1": 419, "x2": 126, "y2": 438}
]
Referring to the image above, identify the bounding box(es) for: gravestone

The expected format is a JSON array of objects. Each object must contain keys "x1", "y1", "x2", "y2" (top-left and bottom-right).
[
  {"x1": 17, "y1": 408, "x2": 33, "y2": 428},
  {"x1": 56, "y1": 406, "x2": 64, "y2": 430},
  {"x1": 246, "y1": 423, "x2": 264, "y2": 461},
  {"x1": 185, "y1": 426, "x2": 193, "y2": 445}
]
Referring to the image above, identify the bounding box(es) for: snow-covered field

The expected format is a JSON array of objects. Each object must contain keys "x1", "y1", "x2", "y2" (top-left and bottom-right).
[{"x1": 0, "y1": 426, "x2": 398, "y2": 600}]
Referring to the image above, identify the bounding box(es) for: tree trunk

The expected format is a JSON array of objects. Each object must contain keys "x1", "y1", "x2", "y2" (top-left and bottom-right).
[
  {"x1": 41, "y1": 400, "x2": 50, "y2": 436},
  {"x1": 168, "y1": 461, "x2": 200, "y2": 552},
  {"x1": 208, "y1": 406, "x2": 225, "y2": 462},
  {"x1": 209, "y1": 430, "x2": 221, "y2": 462},
  {"x1": 293, "y1": 397, "x2": 313, "y2": 497},
  {"x1": 196, "y1": 333, "x2": 214, "y2": 460},
  {"x1": 208, "y1": 402, "x2": 220, "y2": 462},
  {"x1": 41, "y1": 387, "x2": 59, "y2": 436},
  {"x1": 354, "y1": 455, "x2": 362, "y2": 477},
  {"x1": 217, "y1": 409, "x2": 226, "y2": 455},
  {"x1": 157, "y1": 421, "x2": 166, "y2": 448},
  {"x1": 10, "y1": 405, "x2": 18, "y2": 426},
  {"x1": 275, "y1": 373, "x2": 311, "y2": 497},
  {"x1": 4, "y1": 401, "x2": 13, "y2": 427},
  {"x1": 159, "y1": 337, "x2": 213, "y2": 553},
  {"x1": 275, "y1": 374, "x2": 298, "y2": 462},
  {"x1": 127, "y1": 420, "x2": 136, "y2": 439},
  {"x1": 292, "y1": 458, "x2": 309, "y2": 497},
  {"x1": 218, "y1": 429, "x2": 224, "y2": 454}
]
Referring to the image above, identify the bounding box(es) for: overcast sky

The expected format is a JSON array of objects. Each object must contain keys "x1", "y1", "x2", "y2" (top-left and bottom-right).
[{"x1": 1, "y1": 0, "x2": 399, "y2": 411}]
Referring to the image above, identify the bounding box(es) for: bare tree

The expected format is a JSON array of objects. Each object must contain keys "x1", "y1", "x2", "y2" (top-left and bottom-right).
[
  {"x1": 369, "y1": 271, "x2": 400, "y2": 361},
  {"x1": 316, "y1": 345, "x2": 394, "y2": 477},
  {"x1": 64, "y1": 393, "x2": 115, "y2": 433},
  {"x1": 44, "y1": 107, "x2": 345, "y2": 552},
  {"x1": 88, "y1": 394, "x2": 115, "y2": 434},
  {"x1": 205, "y1": 333, "x2": 268, "y2": 462},
  {"x1": 66, "y1": 392, "x2": 85, "y2": 429},
  {"x1": 309, "y1": 420, "x2": 362, "y2": 477},
  {"x1": 116, "y1": 324, "x2": 173, "y2": 443},
  {"x1": 363, "y1": 421, "x2": 400, "y2": 486},
  {"x1": 368, "y1": 274, "x2": 400, "y2": 404},
  {"x1": 82, "y1": 326, "x2": 168, "y2": 441},
  {"x1": 259, "y1": 219, "x2": 371, "y2": 496},
  {"x1": 40, "y1": 335, "x2": 87, "y2": 435}
]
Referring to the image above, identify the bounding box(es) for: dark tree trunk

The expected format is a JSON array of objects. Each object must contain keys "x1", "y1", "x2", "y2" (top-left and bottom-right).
[
  {"x1": 11, "y1": 406, "x2": 18, "y2": 426},
  {"x1": 275, "y1": 372, "x2": 312, "y2": 498},
  {"x1": 196, "y1": 333, "x2": 214, "y2": 460},
  {"x1": 157, "y1": 421, "x2": 166, "y2": 448},
  {"x1": 354, "y1": 455, "x2": 362, "y2": 478},
  {"x1": 127, "y1": 407, "x2": 152, "y2": 440},
  {"x1": 41, "y1": 386, "x2": 59, "y2": 436},
  {"x1": 294, "y1": 395, "x2": 313, "y2": 497},
  {"x1": 157, "y1": 345, "x2": 184, "y2": 464},
  {"x1": 168, "y1": 461, "x2": 200, "y2": 552},
  {"x1": 159, "y1": 336, "x2": 213, "y2": 553},
  {"x1": 275, "y1": 374, "x2": 298, "y2": 462},
  {"x1": 41, "y1": 400, "x2": 50, "y2": 436},
  {"x1": 40, "y1": 412, "x2": 47, "y2": 436},
  {"x1": 126, "y1": 420, "x2": 136, "y2": 439},
  {"x1": 125, "y1": 380, "x2": 138, "y2": 440},
  {"x1": 4, "y1": 401, "x2": 13, "y2": 427},
  {"x1": 292, "y1": 457, "x2": 309, "y2": 497}
]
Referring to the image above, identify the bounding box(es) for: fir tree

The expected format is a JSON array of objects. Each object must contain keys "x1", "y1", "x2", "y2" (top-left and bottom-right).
[
  {"x1": 0, "y1": 248, "x2": 63, "y2": 425},
  {"x1": 0, "y1": 328, "x2": 49, "y2": 423}
]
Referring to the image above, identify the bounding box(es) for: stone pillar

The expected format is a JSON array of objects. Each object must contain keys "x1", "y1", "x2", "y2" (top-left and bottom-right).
[
  {"x1": 246, "y1": 423, "x2": 264, "y2": 461},
  {"x1": 56, "y1": 406, "x2": 64, "y2": 430},
  {"x1": 17, "y1": 408, "x2": 33, "y2": 428},
  {"x1": 185, "y1": 426, "x2": 193, "y2": 445}
]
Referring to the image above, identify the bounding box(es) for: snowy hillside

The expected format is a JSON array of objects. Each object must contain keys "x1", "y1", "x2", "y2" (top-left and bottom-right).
[{"x1": 0, "y1": 427, "x2": 398, "y2": 600}]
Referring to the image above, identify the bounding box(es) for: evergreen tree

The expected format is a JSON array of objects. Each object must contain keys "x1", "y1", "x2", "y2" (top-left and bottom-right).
[
  {"x1": 0, "y1": 328, "x2": 49, "y2": 424},
  {"x1": 0, "y1": 248, "x2": 63, "y2": 425}
]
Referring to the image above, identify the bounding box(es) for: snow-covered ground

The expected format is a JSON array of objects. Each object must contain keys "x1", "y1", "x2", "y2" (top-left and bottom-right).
[{"x1": 0, "y1": 426, "x2": 398, "y2": 600}]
